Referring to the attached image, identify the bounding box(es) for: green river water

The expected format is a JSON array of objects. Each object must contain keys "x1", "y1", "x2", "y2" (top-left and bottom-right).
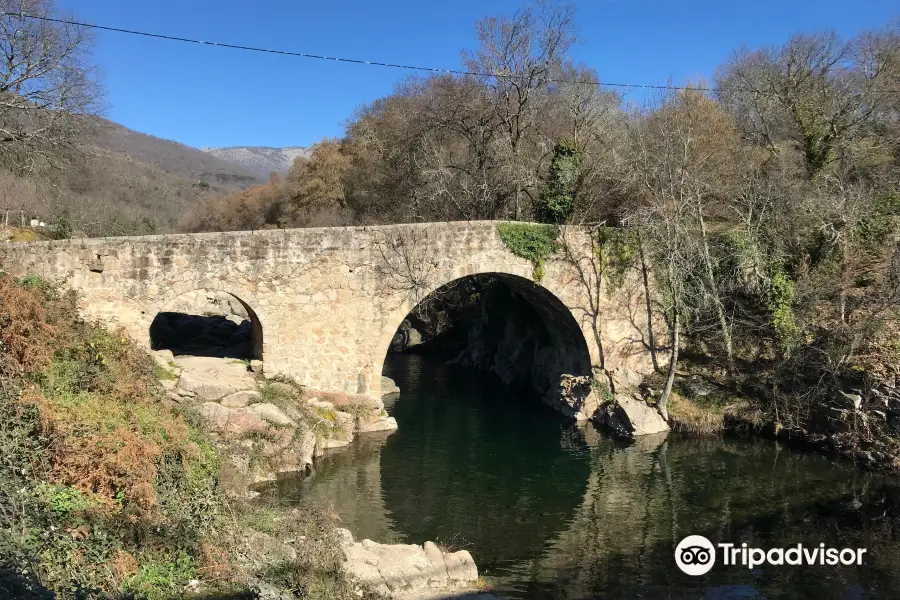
[{"x1": 276, "y1": 354, "x2": 900, "y2": 600}]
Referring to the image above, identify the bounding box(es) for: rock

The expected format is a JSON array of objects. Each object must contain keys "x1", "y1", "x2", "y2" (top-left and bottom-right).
[
  {"x1": 226, "y1": 314, "x2": 244, "y2": 325},
  {"x1": 248, "y1": 403, "x2": 295, "y2": 427},
  {"x1": 443, "y1": 549, "x2": 478, "y2": 585},
  {"x1": 249, "y1": 359, "x2": 264, "y2": 373},
  {"x1": 609, "y1": 366, "x2": 643, "y2": 393},
  {"x1": 267, "y1": 381, "x2": 299, "y2": 398},
  {"x1": 176, "y1": 387, "x2": 196, "y2": 398},
  {"x1": 151, "y1": 349, "x2": 177, "y2": 371},
  {"x1": 593, "y1": 394, "x2": 669, "y2": 437},
  {"x1": 334, "y1": 528, "x2": 355, "y2": 550},
  {"x1": 247, "y1": 577, "x2": 294, "y2": 600},
  {"x1": 224, "y1": 409, "x2": 270, "y2": 437},
  {"x1": 382, "y1": 376, "x2": 401, "y2": 396},
  {"x1": 317, "y1": 438, "x2": 351, "y2": 453},
  {"x1": 839, "y1": 390, "x2": 863, "y2": 411},
  {"x1": 245, "y1": 530, "x2": 297, "y2": 565},
  {"x1": 358, "y1": 416, "x2": 399, "y2": 434},
  {"x1": 221, "y1": 390, "x2": 262, "y2": 408},
  {"x1": 174, "y1": 355, "x2": 256, "y2": 400},
  {"x1": 198, "y1": 402, "x2": 232, "y2": 431},
  {"x1": 422, "y1": 542, "x2": 448, "y2": 588},
  {"x1": 160, "y1": 378, "x2": 177, "y2": 391},
  {"x1": 543, "y1": 374, "x2": 600, "y2": 421},
  {"x1": 339, "y1": 530, "x2": 479, "y2": 597}
]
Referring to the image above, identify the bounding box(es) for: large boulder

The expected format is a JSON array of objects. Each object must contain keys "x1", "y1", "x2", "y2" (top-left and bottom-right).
[
  {"x1": 249, "y1": 403, "x2": 295, "y2": 427},
  {"x1": 221, "y1": 390, "x2": 262, "y2": 408},
  {"x1": 338, "y1": 529, "x2": 478, "y2": 596},
  {"x1": 174, "y1": 355, "x2": 256, "y2": 400},
  {"x1": 594, "y1": 394, "x2": 669, "y2": 437}
]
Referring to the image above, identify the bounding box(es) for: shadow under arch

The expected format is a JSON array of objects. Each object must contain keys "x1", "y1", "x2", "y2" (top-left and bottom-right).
[
  {"x1": 149, "y1": 287, "x2": 264, "y2": 360},
  {"x1": 372, "y1": 269, "x2": 593, "y2": 399}
]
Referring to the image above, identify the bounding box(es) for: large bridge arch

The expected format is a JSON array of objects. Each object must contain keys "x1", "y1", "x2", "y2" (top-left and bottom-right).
[
  {"x1": 369, "y1": 262, "x2": 597, "y2": 398},
  {"x1": 0, "y1": 221, "x2": 659, "y2": 414}
]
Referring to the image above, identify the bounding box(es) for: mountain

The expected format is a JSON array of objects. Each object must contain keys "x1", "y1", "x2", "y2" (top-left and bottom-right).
[
  {"x1": 200, "y1": 146, "x2": 311, "y2": 177},
  {"x1": 90, "y1": 118, "x2": 265, "y2": 189},
  {"x1": 2, "y1": 117, "x2": 268, "y2": 238}
]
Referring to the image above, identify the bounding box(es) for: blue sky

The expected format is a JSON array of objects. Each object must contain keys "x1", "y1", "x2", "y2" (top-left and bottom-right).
[{"x1": 61, "y1": 0, "x2": 898, "y2": 149}]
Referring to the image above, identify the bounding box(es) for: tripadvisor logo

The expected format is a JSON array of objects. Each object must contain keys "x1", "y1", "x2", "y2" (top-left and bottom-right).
[{"x1": 675, "y1": 536, "x2": 868, "y2": 576}]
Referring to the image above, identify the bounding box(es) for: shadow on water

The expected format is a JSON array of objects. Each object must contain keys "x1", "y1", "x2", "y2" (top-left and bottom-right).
[{"x1": 277, "y1": 354, "x2": 900, "y2": 600}]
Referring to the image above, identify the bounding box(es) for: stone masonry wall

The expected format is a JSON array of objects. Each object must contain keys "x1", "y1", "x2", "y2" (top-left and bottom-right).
[{"x1": 0, "y1": 221, "x2": 657, "y2": 399}]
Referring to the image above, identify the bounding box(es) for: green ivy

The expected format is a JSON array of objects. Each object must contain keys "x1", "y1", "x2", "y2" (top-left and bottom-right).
[
  {"x1": 536, "y1": 141, "x2": 582, "y2": 225},
  {"x1": 497, "y1": 222, "x2": 560, "y2": 282},
  {"x1": 768, "y1": 264, "x2": 801, "y2": 352},
  {"x1": 594, "y1": 227, "x2": 638, "y2": 291},
  {"x1": 591, "y1": 377, "x2": 615, "y2": 403}
]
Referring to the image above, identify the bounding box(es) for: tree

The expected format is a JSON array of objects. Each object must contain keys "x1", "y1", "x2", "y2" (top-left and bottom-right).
[
  {"x1": 462, "y1": 0, "x2": 578, "y2": 220},
  {"x1": 0, "y1": 1, "x2": 103, "y2": 173},
  {"x1": 536, "y1": 140, "x2": 581, "y2": 224},
  {"x1": 715, "y1": 31, "x2": 896, "y2": 179}
]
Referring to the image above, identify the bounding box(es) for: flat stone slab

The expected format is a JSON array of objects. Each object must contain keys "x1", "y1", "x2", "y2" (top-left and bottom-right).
[
  {"x1": 174, "y1": 356, "x2": 256, "y2": 400},
  {"x1": 358, "y1": 416, "x2": 399, "y2": 434}
]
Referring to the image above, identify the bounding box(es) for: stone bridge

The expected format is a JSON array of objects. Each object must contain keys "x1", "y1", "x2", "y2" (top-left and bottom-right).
[{"x1": 0, "y1": 221, "x2": 657, "y2": 408}]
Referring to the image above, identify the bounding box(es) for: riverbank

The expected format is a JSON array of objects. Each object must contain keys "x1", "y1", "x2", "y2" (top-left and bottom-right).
[
  {"x1": 644, "y1": 360, "x2": 900, "y2": 473},
  {"x1": 0, "y1": 274, "x2": 485, "y2": 600}
]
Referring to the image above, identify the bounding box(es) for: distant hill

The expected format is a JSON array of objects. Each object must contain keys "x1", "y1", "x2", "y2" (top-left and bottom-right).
[
  {"x1": 89, "y1": 118, "x2": 265, "y2": 189},
  {"x1": 0, "y1": 117, "x2": 268, "y2": 237},
  {"x1": 200, "y1": 146, "x2": 311, "y2": 177}
]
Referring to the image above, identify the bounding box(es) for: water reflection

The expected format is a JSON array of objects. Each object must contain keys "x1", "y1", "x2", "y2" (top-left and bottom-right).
[{"x1": 275, "y1": 355, "x2": 900, "y2": 600}]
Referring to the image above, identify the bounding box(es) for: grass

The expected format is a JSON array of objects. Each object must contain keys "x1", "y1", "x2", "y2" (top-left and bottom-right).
[{"x1": 667, "y1": 387, "x2": 762, "y2": 436}]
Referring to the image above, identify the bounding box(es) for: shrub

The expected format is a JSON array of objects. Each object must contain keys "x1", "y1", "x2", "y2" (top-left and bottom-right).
[{"x1": 497, "y1": 222, "x2": 560, "y2": 282}]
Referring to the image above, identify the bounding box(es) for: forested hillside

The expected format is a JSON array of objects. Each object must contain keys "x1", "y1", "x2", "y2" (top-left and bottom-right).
[{"x1": 0, "y1": 116, "x2": 264, "y2": 238}]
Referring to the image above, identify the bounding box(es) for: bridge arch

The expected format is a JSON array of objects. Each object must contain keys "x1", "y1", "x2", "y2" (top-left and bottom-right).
[
  {"x1": 148, "y1": 283, "x2": 265, "y2": 361},
  {"x1": 370, "y1": 262, "x2": 595, "y2": 398}
]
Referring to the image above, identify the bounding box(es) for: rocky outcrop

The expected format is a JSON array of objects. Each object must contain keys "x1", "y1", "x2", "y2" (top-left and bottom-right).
[
  {"x1": 390, "y1": 320, "x2": 424, "y2": 352},
  {"x1": 542, "y1": 374, "x2": 601, "y2": 421},
  {"x1": 593, "y1": 394, "x2": 670, "y2": 437},
  {"x1": 158, "y1": 352, "x2": 399, "y2": 492},
  {"x1": 174, "y1": 355, "x2": 257, "y2": 400},
  {"x1": 336, "y1": 529, "x2": 483, "y2": 599},
  {"x1": 382, "y1": 376, "x2": 401, "y2": 397}
]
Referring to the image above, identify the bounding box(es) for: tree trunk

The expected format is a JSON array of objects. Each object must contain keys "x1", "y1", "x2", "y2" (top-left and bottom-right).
[
  {"x1": 637, "y1": 234, "x2": 659, "y2": 371},
  {"x1": 697, "y1": 200, "x2": 735, "y2": 373},
  {"x1": 658, "y1": 307, "x2": 679, "y2": 422}
]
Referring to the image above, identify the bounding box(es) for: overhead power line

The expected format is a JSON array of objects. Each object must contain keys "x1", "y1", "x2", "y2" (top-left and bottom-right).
[{"x1": 5, "y1": 12, "x2": 900, "y2": 94}]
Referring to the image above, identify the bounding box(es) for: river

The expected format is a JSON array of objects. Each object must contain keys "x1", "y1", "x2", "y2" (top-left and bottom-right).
[{"x1": 274, "y1": 354, "x2": 900, "y2": 600}]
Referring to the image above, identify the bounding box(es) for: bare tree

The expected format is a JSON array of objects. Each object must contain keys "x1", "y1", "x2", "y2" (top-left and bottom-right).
[
  {"x1": 0, "y1": 1, "x2": 103, "y2": 174},
  {"x1": 715, "y1": 30, "x2": 896, "y2": 178},
  {"x1": 462, "y1": 0, "x2": 578, "y2": 220}
]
